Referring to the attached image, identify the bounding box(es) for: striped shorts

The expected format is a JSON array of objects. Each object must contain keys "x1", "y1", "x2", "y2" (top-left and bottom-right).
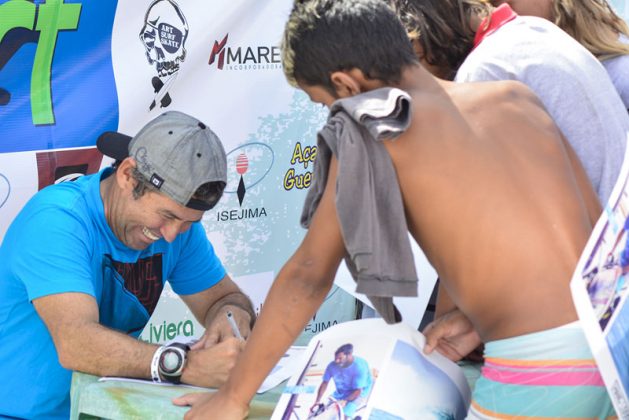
[{"x1": 468, "y1": 321, "x2": 616, "y2": 419}]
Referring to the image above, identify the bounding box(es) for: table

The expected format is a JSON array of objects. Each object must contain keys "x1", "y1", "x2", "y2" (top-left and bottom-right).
[
  {"x1": 70, "y1": 363, "x2": 481, "y2": 419},
  {"x1": 69, "y1": 372, "x2": 280, "y2": 420}
]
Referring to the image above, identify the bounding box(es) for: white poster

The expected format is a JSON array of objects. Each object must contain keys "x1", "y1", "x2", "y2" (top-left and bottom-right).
[{"x1": 571, "y1": 134, "x2": 629, "y2": 418}]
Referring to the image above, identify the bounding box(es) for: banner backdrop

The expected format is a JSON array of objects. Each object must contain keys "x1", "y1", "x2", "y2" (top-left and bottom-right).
[
  {"x1": 1, "y1": 1, "x2": 628, "y2": 345},
  {"x1": 0, "y1": 0, "x2": 358, "y2": 345}
]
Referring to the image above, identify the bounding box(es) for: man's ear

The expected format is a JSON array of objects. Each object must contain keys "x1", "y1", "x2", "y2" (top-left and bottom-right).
[
  {"x1": 115, "y1": 158, "x2": 137, "y2": 192},
  {"x1": 330, "y1": 71, "x2": 361, "y2": 98}
]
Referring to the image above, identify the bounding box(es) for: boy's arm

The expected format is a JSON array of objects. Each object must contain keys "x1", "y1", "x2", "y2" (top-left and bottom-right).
[{"x1": 174, "y1": 157, "x2": 346, "y2": 419}]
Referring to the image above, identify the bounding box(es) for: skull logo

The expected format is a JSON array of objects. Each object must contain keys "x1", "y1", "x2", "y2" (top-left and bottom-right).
[{"x1": 139, "y1": 0, "x2": 189, "y2": 77}]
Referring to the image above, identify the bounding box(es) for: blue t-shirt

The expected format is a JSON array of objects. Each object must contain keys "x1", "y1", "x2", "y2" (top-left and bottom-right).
[
  {"x1": 0, "y1": 169, "x2": 226, "y2": 419},
  {"x1": 323, "y1": 356, "x2": 373, "y2": 400}
]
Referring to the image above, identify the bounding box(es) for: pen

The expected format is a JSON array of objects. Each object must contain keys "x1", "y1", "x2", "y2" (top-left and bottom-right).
[{"x1": 226, "y1": 311, "x2": 243, "y2": 339}]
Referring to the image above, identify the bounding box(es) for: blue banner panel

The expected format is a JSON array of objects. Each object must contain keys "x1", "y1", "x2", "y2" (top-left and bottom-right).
[{"x1": 0, "y1": 0, "x2": 119, "y2": 153}]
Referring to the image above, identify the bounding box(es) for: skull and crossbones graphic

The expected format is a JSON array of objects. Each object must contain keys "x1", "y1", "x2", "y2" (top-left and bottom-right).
[{"x1": 139, "y1": 0, "x2": 189, "y2": 110}]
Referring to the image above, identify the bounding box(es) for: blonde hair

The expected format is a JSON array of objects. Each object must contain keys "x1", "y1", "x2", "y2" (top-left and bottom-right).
[
  {"x1": 552, "y1": 0, "x2": 629, "y2": 60},
  {"x1": 281, "y1": 1, "x2": 320, "y2": 88}
]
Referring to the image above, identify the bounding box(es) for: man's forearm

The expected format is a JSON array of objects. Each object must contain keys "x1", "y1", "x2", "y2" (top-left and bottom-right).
[
  {"x1": 57, "y1": 321, "x2": 158, "y2": 379},
  {"x1": 315, "y1": 381, "x2": 329, "y2": 404},
  {"x1": 34, "y1": 293, "x2": 159, "y2": 380},
  {"x1": 204, "y1": 291, "x2": 255, "y2": 328}
]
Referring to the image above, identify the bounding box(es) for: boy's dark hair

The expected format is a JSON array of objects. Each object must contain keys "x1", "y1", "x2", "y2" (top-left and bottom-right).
[
  {"x1": 390, "y1": 0, "x2": 492, "y2": 80},
  {"x1": 282, "y1": 0, "x2": 418, "y2": 92},
  {"x1": 335, "y1": 343, "x2": 354, "y2": 356}
]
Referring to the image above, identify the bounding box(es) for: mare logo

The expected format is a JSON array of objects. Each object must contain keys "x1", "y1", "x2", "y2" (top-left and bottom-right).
[
  {"x1": 0, "y1": 174, "x2": 10, "y2": 209},
  {"x1": 208, "y1": 33, "x2": 282, "y2": 71},
  {"x1": 139, "y1": 0, "x2": 188, "y2": 111},
  {"x1": 217, "y1": 142, "x2": 273, "y2": 221},
  {"x1": 0, "y1": 0, "x2": 82, "y2": 125},
  {"x1": 208, "y1": 33, "x2": 228, "y2": 69}
]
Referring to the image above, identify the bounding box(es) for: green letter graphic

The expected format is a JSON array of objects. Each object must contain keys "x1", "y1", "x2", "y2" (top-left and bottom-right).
[
  {"x1": 0, "y1": 1, "x2": 36, "y2": 46},
  {"x1": 32, "y1": 0, "x2": 81, "y2": 125},
  {"x1": 0, "y1": 0, "x2": 35, "y2": 111}
]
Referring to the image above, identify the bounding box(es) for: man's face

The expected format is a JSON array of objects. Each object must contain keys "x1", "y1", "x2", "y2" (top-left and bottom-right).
[
  {"x1": 109, "y1": 186, "x2": 204, "y2": 250},
  {"x1": 492, "y1": 0, "x2": 553, "y2": 20},
  {"x1": 334, "y1": 352, "x2": 352, "y2": 367}
]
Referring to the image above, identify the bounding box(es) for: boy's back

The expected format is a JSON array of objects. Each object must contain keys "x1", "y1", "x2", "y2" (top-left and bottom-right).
[{"x1": 386, "y1": 70, "x2": 600, "y2": 341}]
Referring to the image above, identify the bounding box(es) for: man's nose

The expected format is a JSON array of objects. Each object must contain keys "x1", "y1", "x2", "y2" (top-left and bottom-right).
[{"x1": 160, "y1": 222, "x2": 182, "y2": 243}]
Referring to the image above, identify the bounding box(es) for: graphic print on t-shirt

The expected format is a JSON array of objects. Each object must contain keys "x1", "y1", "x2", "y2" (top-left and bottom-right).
[
  {"x1": 111, "y1": 254, "x2": 164, "y2": 314},
  {"x1": 100, "y1": 254, "x2": 164, "y2": 336}
]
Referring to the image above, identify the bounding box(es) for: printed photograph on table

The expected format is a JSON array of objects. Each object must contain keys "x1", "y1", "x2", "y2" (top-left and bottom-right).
[
  {"x1": 571, "y1": 140, "x2": 629, "y2": 418},
  {"x1": 272, "y1": 319, "x2": 470, "y2": 420},
  {"x1": 283, "y1": 340, "x2": 378, "y2": 420}
]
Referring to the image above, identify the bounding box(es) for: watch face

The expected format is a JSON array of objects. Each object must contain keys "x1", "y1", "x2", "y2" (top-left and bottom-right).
[{"x1": 160, "y1": 349, "x2": 183, "y2": 374}]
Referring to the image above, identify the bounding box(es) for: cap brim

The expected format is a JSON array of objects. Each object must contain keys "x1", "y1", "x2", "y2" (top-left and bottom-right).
[{"x1": 97, "y1": 131, "x2": 132, "y2": 161}]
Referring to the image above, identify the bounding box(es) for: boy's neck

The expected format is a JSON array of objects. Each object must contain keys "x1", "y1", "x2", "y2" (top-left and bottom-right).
[{"x1": 397, "y1": 64, "x2": 445, "y2": 93}]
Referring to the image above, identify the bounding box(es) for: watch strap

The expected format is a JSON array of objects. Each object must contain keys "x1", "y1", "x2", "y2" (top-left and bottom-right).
[{"x1": 151, "y1": 345, "x2": 166, "y2": 383}]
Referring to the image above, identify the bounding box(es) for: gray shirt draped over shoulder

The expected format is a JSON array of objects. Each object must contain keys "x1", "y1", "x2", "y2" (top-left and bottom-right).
[{"x1": 301, "y1": 87, "x2": 418, "y2": 324}]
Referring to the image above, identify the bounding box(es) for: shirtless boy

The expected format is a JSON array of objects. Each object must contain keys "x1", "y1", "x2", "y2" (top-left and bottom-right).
[{"x1": 175, "y1": 0, "x2": 614, "y2": 417}]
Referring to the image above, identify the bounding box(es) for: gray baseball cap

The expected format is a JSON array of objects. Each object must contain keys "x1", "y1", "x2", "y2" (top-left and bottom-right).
[{"x1": 97, "y1": 111, "x2": 227, "y2": 211}]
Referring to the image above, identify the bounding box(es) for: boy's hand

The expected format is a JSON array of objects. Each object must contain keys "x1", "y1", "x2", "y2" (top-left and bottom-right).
[
  {"x1": 423, "y1": 308, "x2": 482, "y2": 361},
  {"x1": 173, "y1": 390, "x2": 249, "y2": 420}
]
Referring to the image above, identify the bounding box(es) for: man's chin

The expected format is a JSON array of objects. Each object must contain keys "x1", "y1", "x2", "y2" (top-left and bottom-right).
[
  {"x1": 124, "y1": 229, "x2": 158, "y2": 250},
  {"x1": 126, "y1": 236, "x2": 153, "y2": 251}
]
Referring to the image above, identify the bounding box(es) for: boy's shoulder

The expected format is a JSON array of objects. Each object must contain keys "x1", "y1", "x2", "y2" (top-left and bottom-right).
[
  {"x1": 404, "y1": 79, "x2": 537, "y2": 122},
  {"x1": 398, "y1": 80, "x2": 552, "y2": 147}
]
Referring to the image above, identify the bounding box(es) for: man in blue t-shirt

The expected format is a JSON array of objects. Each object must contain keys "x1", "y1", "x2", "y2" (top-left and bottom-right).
[
  {"x1": 0, "y1": 111, "x2": 255, "y2": 419},
  {"x1": 311, "y1": 343, "x2": 373, "y2": 418}
]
